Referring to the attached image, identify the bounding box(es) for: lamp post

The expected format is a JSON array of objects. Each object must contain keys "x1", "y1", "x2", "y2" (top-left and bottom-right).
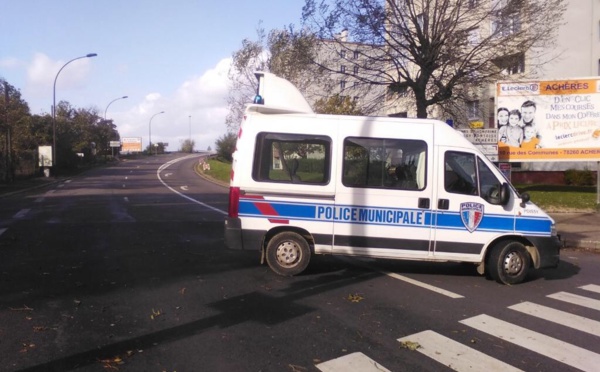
[
  {"x1": 104, "y1": 95, "x2": 128, "y2": 121},
  {"x1": 52, "y1": 53, "x2": 97, "y2": 171},
  {"x1": 149, "y1": 111, "x2": 165, "y2": 155},
  {"x1": 189, "y1": 115, "x2": 192, "y2": 149},
  {"x1": 104, "y1": 96, "x2": 128, "y2": 158}
]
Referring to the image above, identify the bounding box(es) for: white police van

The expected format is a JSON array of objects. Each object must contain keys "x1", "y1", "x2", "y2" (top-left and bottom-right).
[{"x1": 224, "y1": 72, "x2": 560, "y2": 285}]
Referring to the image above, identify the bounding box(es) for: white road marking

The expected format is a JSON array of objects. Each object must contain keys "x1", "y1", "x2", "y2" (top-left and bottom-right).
[
  {"x1": 157, "y1": 156, "x2": 226, "y2": 215},
  {"x1": 34, "y1": 197, "x2": 44, "y2": 203},
  {"x1": 58, "y1": 184, "x2": 64, "y2": 188},
  {"x1": 180, "y1": 186, "x2": 188, "y2": 191},
  {"x1": 460, "y1": 314, "x2": 600, "y2": 372},
  {"x1": 398, "y1": 330, "x2": 523, "y2": 372},
  {"x1": 547, "y1": 291, "x2": 600, "y2": 311},
  {"x1": 124, "y1": 197, "x2": 129, "y2": 203},
  {"x1": 384, "y1": 271, "x2": 464, "y2": 298},
  {"x1": 65, "y1": 179, "x2": 72, "y2": 183},
  {"x1": 581, "y1": 284, "x2": 600, "y2": 294},
  {"x1": 316, "y1": 352, "x2": 391, "y2": 372},
  {"x1": 509, "y1": 301, "x2": 600, "y2": 336},
  {"x1": 0, "y1": 228, "x2": 6, "y2": 237},
  {"x1": 164, "y1": 173, "x2": 172, "y2": 177},
  {"x1": 46, "y1": 190, "x2": 55, "y2": 194},
  {"x1": 13, "y1": 209, "x2": 30, "y2": 219}
]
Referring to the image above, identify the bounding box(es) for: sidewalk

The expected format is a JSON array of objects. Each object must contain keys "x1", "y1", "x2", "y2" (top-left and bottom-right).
[{"x1": 550, "y1": 213, "x2": 600, "y2": 250}]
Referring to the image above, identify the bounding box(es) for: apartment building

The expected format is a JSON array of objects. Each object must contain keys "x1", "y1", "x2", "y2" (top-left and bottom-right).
[{"x1": 303, "y1": 30, "x2": 388, "y2": 116}]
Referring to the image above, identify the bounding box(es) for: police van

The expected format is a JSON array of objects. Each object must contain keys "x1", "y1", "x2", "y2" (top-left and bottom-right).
[{"x1": 224, "y1": 72, "x2": 560, "y2": 285}]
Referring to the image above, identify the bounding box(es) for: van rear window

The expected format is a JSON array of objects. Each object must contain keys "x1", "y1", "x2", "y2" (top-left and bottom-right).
[
  {"x1": 342, "y1": 137, "x2": 427, "y2": 190},
  {"x1": 252, "y1": 132, "x2": 331, "y2": 185}
]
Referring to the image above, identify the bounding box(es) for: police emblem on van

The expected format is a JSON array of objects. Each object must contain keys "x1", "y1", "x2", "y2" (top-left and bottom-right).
[{"x1": 460, "y1": 202, "x2": 484, "y2": 233}]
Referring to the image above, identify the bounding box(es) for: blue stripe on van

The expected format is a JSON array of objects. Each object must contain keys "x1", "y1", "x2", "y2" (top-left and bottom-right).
[{"x1": 238, "y1": 199, "x2": 552, "y2": 236}]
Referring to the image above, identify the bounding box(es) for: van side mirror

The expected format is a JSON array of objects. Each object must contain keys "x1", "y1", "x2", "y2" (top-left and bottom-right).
[
  {"x1": 487, "y1": 182, "x2": 510, "y2": 206},
  {"x1": 520, "y1": 192, "x2": 530, "y2": 208}
]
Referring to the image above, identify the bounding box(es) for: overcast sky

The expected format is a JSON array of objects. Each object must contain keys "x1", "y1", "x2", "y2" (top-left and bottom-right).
[{"x1": 1, "y1": 0, "x2": 306, "y2": 151}]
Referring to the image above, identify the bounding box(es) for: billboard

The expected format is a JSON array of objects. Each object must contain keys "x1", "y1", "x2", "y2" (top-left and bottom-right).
[
  {"x1": 121, "y1": 137, "x2": 143, "y2": 153},
  {"x1": 496, "y1": 78, "x2": 600, "y2": 162}
]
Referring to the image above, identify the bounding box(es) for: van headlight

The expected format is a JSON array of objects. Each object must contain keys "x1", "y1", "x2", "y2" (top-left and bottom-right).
[{"x1": 551, "y1": 224, "x2": 558, "y2": 237}]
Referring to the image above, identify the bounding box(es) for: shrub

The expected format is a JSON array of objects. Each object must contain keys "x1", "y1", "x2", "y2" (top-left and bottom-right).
[{"x1": 564, "y1": 169, "x2": 595, "y2": 186}]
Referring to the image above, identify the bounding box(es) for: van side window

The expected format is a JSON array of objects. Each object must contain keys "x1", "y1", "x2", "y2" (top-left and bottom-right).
[
  {"x1": 477, "y1": 157, "x2": 504, "y2": 204},
  {"x1": 342, "y1": 137, "x2": 427, "y2": 190},
  {"x1": 252, "y1": 132, "x2": 331, "y2": 185},
  {"x1": 444, "y1": 152, "x2": 478, "y2": 195}
]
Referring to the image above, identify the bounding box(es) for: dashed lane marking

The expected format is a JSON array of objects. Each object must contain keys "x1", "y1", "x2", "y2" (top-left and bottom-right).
[{"x1": 13, "y1": 209, "x2": 30, "y2": 219}]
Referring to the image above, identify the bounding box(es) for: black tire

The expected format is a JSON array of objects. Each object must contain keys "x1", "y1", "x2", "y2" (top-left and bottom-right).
[
  {"x1": 265, "y1": 232, "x2": 311, "y2": 276},
  {"x1": 488, "y1": 241, "x2": 531, "y2": 285}
]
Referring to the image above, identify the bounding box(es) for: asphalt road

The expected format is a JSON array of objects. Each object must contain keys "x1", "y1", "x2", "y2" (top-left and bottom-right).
[{"x1": 1, "y1": 154, "x2": 599, "y2": 372}]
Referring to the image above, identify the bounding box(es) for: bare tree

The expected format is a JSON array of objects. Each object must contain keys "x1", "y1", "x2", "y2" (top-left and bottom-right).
[
  {"x1": 302, "y1": 0, "x2": 566, "y2": 119},
  {"x1": 226, "y1": 24, "x2": 324, "y2": 131}
]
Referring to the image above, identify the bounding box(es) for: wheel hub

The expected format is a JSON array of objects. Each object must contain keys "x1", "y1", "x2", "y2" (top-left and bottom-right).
[
  {"x1": 276, "y1": 241, "x2": 301, "y2": 267},
  {"x1": 503, "y1": 251, "x2": 523, "y2": 275}
]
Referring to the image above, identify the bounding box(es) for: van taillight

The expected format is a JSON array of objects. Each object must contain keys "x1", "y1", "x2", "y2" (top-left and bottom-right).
[{"x1": 228, "y1": 187, "x2": 240, "y2": 218}]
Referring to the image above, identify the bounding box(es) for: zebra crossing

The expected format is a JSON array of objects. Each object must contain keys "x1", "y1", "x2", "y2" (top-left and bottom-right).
[{"x1": 316, "y1": 284, "x2": 600, "y2": 372}]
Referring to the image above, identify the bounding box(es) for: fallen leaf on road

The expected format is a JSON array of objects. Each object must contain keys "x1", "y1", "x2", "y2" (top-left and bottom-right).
[
  {"x1": 399, "y1": 340, "x2": 421, "y2": 351},
  {"x1": 150, "y1": 308, "x2": 163, "y2": 320},
  {"x1": 347, "y1": 294, "x2": 364, "y2": 303}
]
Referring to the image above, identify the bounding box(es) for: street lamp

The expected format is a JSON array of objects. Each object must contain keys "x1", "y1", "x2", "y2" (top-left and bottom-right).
[
  {"x1": 149, "y1": 111, "x2": 165, "y2": 155},
  {"x1": 104, "y1": 95, "x2": 128, "y2": 121},
  {"x1": 52, "y1": 53, "x2": 97, "y2": 170},
  {"x1": 189, "y1": 115, "x2": 192, "y2": 143},
  {"x1": 104, "y1": 96, "x2": 128, "y2": 158}
]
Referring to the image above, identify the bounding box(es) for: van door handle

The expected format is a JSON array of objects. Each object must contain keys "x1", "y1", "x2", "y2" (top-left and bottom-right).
[
  {"x1": 418, "y1": 198, "x2": 430, "y2": 209},
  {"x1": 438, "y1": 199, "x2": 449, "y2": 210}
]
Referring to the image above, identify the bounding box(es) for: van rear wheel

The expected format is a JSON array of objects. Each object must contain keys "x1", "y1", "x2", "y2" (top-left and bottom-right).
[
  {"x1": 265, "y1": 232, "x2": 311, "y2": 276},
  {"x1": 488, "y1": 241, "x2": 530, "y2": 285}
]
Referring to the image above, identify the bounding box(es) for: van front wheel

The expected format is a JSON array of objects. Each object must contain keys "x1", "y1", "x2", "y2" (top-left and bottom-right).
[
  {"x1": 265, "y1": 232, "x2": 311, "y2": 276},
  {"x1": 488, "y1": 241, "x2": 530, "y2": 285}
]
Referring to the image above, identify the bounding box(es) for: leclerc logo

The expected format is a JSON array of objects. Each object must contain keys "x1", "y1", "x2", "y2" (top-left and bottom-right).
[{"x1": 499, "y1": 83, "x2": 540, "y2": 96}]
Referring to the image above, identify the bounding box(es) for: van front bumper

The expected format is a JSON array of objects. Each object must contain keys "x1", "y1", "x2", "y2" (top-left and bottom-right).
[{"x1": 528, "y1": 235, "x2": 561, "y2": 269}]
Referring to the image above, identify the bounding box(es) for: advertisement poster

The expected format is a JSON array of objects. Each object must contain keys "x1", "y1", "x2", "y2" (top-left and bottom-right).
[
  {"x1": 496, "y1": 78, "x2": 600, "y2": 162},
  {"x1": 121, "y1": 137, "x2": 143, "y2": 153}
]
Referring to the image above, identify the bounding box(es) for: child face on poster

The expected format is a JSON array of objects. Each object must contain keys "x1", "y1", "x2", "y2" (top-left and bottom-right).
[
  {"x1": 524, "y1": 125, "x2": 536, "y2": 140},
  {"x1": 509, "y1": 112, "x2": 521, "y2": 127}
]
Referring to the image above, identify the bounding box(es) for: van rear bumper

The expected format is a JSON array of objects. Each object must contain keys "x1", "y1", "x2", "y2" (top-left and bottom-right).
[
  {"x1": 528, "y1": 235, "x2": 561, "y2": 269},
  {"x1": 224, "y1": 217, "x2": 264, "y2": 250}
]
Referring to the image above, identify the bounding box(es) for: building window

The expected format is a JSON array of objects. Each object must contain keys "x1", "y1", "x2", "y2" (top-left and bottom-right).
[
  {"x1": 340, "y1": 50, "x2": 346, "y2": 59},
  {"x1": 468, "y1": 28, "x2": 480, "y2": 46},
  {"x1": 353, "y1": 96, "x2": 359, "y2": 102},
  {"x1": 353, "y1": 51, "x2": 359, "y2": 59},
  {"x1": 340, "y1": 80, "x2": 346, "y2": 89},
  {"x1": 353, "y1": 81, "x2": 359, "y2": 88},
  {"x1": 495, "y1": 53, "x2": 525, "y2": 75},
  {"x1": 417, "y1": 13, "x2": 425, "y2": 30},
  {"x1": 468, "y1": 0, "x2": 480, "y2": 9},
  {"x1": 340, "y1": 65, "x2": 346, "y2": 73},
  {"x1": 467, "y1": 100, "x2": 480, "y2": 119}
]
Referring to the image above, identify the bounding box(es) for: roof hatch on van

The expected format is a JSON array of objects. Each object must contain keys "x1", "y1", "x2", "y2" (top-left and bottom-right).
[{"x1": 250, "y1": 72, "x2": 314, "y2": 115}]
